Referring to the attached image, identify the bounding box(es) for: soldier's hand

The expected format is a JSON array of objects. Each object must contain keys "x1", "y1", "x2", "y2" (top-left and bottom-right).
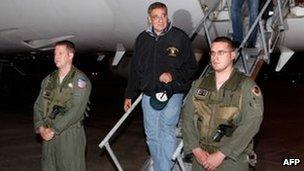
[
  {"x1": 124, "y1": 98, "x2": 132, "y2": 112},
  {"x1": 159, "y1": 72, "x2": 172, "y2": 84},
  {"x1": 38, "y1": 126, "x2": 47, "y2": 140},
  {"x1": 203, "y1": 151, "x2": 225, "y2": 171},
  {"x1": 39, "y1": 127, "x2": 55, "y2": 141},
  {"x1": 192, "y1": 147, "x2": 209, "y2": 166},
  {"x1": 43, "y1": 128, "x2": 55, "y2": 141}
]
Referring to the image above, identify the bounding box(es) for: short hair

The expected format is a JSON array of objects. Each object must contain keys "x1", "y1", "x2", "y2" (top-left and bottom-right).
[
  {"x1": 55, "y1": 40, "x2": 75, "y2": 54},
  {"x1": 147, "y1": 2, "x2": 167, "y2": 15},
  {"x1": 212, "y1": 36, "x2": 236, "y2": 50}
]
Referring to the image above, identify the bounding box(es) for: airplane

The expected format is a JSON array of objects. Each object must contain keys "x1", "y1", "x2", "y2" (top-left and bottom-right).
[
  {"x1": 0, "y1": 0, "x2": 204, "y2": 77},
  {"x1": 1, "y1": 0, "x2": 304, "y2": 170},
  {"x1": 0, "y1": 0, "x2": 204, "y2": 53},
  {"x1": 1, "y1": 0, "x2": 303, "y2": 70}
]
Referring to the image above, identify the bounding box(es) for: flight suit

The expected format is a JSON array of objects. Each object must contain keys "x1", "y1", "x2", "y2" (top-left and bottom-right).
[
  {"x1": 34, "y1": 66, "x2": 91, "y2": 171},
  {"x1": 182, "y1": 69, "x2": 263, "y2": 171}
]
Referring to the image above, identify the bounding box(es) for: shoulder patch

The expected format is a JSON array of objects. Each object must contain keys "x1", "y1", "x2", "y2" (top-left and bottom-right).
[
  {"x1": 77, "y1": 78, "x2": 87, "y2": 88},
  {"x1": 251, "y1": 86, "x2": 261, "y2": 96}
]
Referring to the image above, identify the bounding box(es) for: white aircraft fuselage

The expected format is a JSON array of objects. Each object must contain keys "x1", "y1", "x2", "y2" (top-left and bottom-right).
[
  {"x1": 0, "y1": 0, "x2": 204, "y2": 53},
  {"x1": 0, "y1": 0, "x2": 303, "y2": 54}
]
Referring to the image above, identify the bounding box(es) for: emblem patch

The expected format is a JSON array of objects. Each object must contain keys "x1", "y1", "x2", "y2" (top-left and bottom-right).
[
  {"x1": 195, "y1": 88, "x2": 208, "y2": 97},
  {"x1": 166, "y1": 46, "x2": 179, "y2": 57},
  {"x1": 252, "y1": 86, "x2": 261, "y2": 96},
  {"x1": 77, "y1": 79, "x2": 87, "y2": 88}
]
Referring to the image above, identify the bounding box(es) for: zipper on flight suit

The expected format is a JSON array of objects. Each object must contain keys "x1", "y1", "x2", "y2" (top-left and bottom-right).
[{"x1": 206, "y1": 90, "x2": 220, "y2": 152}]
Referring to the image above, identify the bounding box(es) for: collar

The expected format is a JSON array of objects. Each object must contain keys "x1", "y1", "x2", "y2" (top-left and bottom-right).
[
  {"x1": 222, "y1": 69, "x2": 243, "y2": 90},
  {"x1": 146, "y1": 22, "x2": 172, "y2": 38},
  {"x1": 200, "y1": 69, "x2": 241, "y2": 91},
  {"x1": 56, "y1": 66, "x2": 76, "y2": 84}
]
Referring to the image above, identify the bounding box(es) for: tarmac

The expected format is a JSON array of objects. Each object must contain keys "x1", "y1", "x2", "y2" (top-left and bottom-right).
[{"x1": 0, "y1": 58, "x2": 303, "y2": 171}]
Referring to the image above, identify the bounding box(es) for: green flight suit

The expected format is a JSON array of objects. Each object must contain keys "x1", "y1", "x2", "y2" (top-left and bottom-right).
[
  {"x1": 33, "y1": 66, "x2": 91, "y2": 171},
  {"x1": 182, "y1": 69, "x2": 263, "y2": 171}
]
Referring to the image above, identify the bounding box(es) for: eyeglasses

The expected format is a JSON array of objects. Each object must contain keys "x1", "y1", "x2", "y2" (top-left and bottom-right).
[
  {"x1": 151, "y1": 14, "x2": 167, "y2": 21},
  {"x1": 209, "y1": 50, "x2": 232, "y2": 57}
]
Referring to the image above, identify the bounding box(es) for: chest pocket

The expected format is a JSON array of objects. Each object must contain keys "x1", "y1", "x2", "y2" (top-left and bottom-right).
[
  {"x1": 44, "y1": 83, "x2": 74, "y2": 118},
  {"x1": 59, "y1": 86, "x2": 74, "y2": 108},
  {"x1": 193, "y1": 89, "x2": 211, "y2": 118},
  {"x1": 192, "y1": 90, "x2": 212, "y2": 137},
  {"x1": 215, "y1": 89, "x2": 242, "y2": 124},
  {"x1": 42, "y1": 78, "x2": 57, "y2": 118},
  {"x1": 192, "y1": 88, "x2": 242, "y2": 139}
]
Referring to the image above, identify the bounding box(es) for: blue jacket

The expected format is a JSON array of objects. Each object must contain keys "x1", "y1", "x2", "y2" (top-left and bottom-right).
[{"x1": 125, "y1": 24, "x2": 198, "y2": 99}]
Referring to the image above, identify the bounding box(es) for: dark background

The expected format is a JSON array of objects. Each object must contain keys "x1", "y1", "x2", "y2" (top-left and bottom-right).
[{"x1": 0, "y1": 52, "x2": 303, "y2": 170}]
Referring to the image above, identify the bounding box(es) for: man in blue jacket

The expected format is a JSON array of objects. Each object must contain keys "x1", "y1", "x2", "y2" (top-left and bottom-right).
[{"x1": 124, "y1": 2, "x2": 197, "y2": 171}]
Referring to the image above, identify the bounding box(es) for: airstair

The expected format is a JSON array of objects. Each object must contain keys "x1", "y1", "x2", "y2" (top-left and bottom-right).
[{"x1": 98, "y1": 0, "x2": 291, "y2": 170}]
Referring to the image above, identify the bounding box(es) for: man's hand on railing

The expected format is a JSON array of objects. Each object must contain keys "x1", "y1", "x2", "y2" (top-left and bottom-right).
[{"x1": 124, "y1": 98, "x2": 132, "y2": 112}]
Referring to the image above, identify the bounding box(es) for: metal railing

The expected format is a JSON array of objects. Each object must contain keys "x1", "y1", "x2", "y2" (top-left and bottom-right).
[
  {"x1": 190, "y1": 0, "x2": 223, "y2": 47},
  {"x1": 98, "y1": 94, "x2": 143, "y2": 171},
  {"x1": 236, "y1": 0, "x2": 288, "y2": 74}
]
